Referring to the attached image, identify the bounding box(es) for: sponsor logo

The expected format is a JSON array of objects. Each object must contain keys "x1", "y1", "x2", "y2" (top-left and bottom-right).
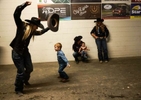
[
  {"x1": 73, "y1": 5, "x2": 89, "y2": 16},
  {"x1": 132, "y1": 5, "x2": 141, "y2": 10},
  {"x1": 104, "y1": 4, "x2": 112, "y2": 10},
  {"x1": 89, "y1": 5, "x2": 100, "y2": 14},
  {"x1": 42, "y1": 7, "x2": 66, "y2": 15},
  {"x1": 132, "y1": 5, "x2": 141, "y2": 14}
]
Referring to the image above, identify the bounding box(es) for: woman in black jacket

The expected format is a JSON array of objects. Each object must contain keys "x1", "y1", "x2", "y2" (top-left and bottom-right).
[
  {"x1": 90, "y1": 18, "x2": 109, "y2": 63},
  {"x1": 10, "y1": 1, "x2": 49, "y2": 95},
  {"x1": 72, "y1": 36, "x2": 84, "y2": 64}
]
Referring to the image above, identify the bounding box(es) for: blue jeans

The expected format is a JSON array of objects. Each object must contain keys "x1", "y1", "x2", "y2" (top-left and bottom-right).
[
  {"x1": 95, "y1": 38, "x2": 109, "y2": 61},
  {"x1": 58, "y1": 64, "x2": 69, "y2": 79},
  {"x1": 80, "y1": 50, "x2": 88, "y2": 59},
  {"x1": 12, "y1": 49, "x2": 33, "y2": 92},
  {"x1": 73, "y1": 52, "x2": 87, "y2": 61},
  {"x1": 73, "y1": 52, "x2": 81, "y2": 61}
]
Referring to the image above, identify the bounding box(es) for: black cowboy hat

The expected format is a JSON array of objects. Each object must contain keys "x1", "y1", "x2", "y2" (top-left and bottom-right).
[
  {"x1": 74, "y1": 35, "x2": 83, "y2": 42},
  {"x1": 25, "y1": 17, "x2": 44, "y2": 29},
  {"x1": 94, "y1": 18, "x2": 104, "y2": 23}
]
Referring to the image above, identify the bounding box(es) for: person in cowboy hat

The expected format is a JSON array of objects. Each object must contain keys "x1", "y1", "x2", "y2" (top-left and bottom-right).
[
  {"x1": 72, "y1": 36, "x2": 88, "y2": 64},
  {"x1": 90, "y1": 18, "x2": 109, "y2": 63},
  {"x1": 10, "y1": 1, "x2": 50, "y2": 95}
]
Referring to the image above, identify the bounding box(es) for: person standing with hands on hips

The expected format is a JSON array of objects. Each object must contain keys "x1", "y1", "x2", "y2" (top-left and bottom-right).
[
  {"x1": 10, "y1": 1, "x2": 50, "y2": 95},
  {"x1": 90, "y1": 18, "x2": 109, "y2": 63}
]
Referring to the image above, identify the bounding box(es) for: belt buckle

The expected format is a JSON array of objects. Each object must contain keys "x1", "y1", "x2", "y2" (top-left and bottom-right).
[{"x1": 99, "y1": 37, "x2": 103, "y2": 39}]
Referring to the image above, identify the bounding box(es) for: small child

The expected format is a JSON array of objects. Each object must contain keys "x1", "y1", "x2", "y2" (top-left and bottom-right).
[
  {"x1": 79, "y1": 42, "x2": 90, "y2": 59},
  {"x1": 54, "y1": 42, "x2": 70, "y2": 82}
]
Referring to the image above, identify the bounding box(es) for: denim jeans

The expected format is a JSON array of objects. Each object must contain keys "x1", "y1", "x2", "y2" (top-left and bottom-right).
[
  {"x1": 73, "y1": 51, "x2": 88, "y2": 62},
  {"x1": 12, "y1": 49, "x2": 33, "y2": 92},
  {"x1": 58, "y1": 64, "x2": 69, "y2": 79},
  {"x1": 80, "y1": 50, "x2": 88, "y2": 59},
  {"x1": 95, "y1": 38, "x2": 109, "y2": 61},
  {"x1": 73, "y1": 52, "x2": 81, "y2": 61}
]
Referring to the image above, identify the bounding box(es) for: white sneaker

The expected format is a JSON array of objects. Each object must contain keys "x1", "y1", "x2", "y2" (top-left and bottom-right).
[
  {"x1": 99, "y1": 61, "x2": 103, "y2": 63},
  {"x1": 105, "y1": 61, "x2": 108, "y2": 63}
]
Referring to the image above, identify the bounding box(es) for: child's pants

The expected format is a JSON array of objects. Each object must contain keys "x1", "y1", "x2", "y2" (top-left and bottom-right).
[{"x1": 58, "y1": 64, "x2": 69, "y2": 79}]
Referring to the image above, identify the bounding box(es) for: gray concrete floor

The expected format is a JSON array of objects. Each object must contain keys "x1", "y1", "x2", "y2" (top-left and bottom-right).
[{"x1": 0, "y1": 57, "x2": 141, "y2": 100}]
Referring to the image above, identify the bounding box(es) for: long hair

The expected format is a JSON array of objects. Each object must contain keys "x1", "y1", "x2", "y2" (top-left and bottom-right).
[
  {"x1": 22, "y1": 23, "x2": 35, "y2": 40},
  {"x1": 96, "y1": 22, "x2": 106, "y2": 33}
]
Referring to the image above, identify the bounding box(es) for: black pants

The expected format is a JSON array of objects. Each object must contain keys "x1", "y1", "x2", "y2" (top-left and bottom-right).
[{"x1": 12, "y1": 50, "x2": 33, "y2": 92}]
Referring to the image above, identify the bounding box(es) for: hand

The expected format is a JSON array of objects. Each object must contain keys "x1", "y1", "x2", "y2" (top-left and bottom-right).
[
  {"x1": 67, "y1": 64, "x2": 70, "y2": 68},
  {"x1": 26, "y1": 1, "x2": 32, "y2": 6},
  {"x1": 95, "y1": 36, "x2": 99, "y2": 39}
]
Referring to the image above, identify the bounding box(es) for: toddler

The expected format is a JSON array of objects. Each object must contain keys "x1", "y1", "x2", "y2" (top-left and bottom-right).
[
  {"x1": 54, "y1": 43, "x2": 70, "y2": 82},
  {"x1": 79, "y1": 42, "x2": 90, "y2": 59}
]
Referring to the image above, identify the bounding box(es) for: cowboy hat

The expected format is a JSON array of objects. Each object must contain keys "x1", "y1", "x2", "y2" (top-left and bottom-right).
[
  {"x1": 94, "y1": 18, "x2": 104, "y2": 23},
  {"x1": 25, "y1": 17, "x2": 44, "y2": 29},
  {"x1": 74, "y1": 36, "x2": 83, "y2": 42}
]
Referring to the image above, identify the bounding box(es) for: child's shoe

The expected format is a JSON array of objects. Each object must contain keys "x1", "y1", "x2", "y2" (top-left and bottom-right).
[{"x1": 60, "y1": 79, "x2": 69, "y2": 83}]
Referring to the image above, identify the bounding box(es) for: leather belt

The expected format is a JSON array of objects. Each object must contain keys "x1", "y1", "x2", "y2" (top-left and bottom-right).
[{"x1": 99, "y1": 37, "x2": 104, "y2": 39}]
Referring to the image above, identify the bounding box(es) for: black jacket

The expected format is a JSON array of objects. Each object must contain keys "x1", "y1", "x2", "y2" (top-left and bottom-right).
[
  {"x1": 72, "y1": 41, "x2": 83, "y2": 52},
  {"x1": 90, "y1": 26, "x2": 109, "y2": 37},
  {"x1": 10, "y1": 2, "x2": 49, "y2": 55}
]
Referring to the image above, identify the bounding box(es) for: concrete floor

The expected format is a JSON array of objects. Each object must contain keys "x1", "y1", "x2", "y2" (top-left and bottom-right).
[{"x1": 0, "y1": 57, "x2": 141, "y2": 100}]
